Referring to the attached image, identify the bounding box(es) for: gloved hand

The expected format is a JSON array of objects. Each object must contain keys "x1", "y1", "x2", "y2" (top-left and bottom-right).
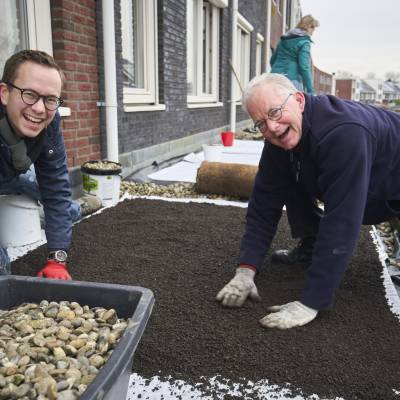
[
  {"x1": 216, "y1": 267, "x2": 260, "y2": 307},
  {"x1": 37, "y1": 260, "x2": 72, "y2": 280},
  {"x1": 259, "y1": 301, "x2": 317, "y2": 329}
]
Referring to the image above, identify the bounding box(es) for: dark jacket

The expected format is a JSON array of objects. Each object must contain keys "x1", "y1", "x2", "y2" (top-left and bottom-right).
[
  {"x1": 270, "y1": 29, "x2": 314, "y2": 94},
  {"x1": 239, "y1": 94, "x2": 400, "y2": 310},
  {"x1": 0, "y1": 107, "x2": 72, "y2": 251}
]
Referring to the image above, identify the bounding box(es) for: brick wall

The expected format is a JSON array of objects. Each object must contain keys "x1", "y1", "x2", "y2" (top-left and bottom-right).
[
  {"x1": 270, "y1": 2, "x2": 283, "y2": 49},
  {"x1": 313, "y1": 67, "x2": 333, "y2": 95},
  {"x1": 335, "y1": 79, "x2": 353, "y2": 100},
  {"x1": 51, "y1": 0, "x2": 101, "y2": 167}
]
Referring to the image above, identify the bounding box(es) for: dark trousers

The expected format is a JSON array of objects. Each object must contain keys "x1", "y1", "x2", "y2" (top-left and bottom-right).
[
  {"x1": 285, "y1": 186, "x2": 323, "y2": 239},
  {"x1": 286, "y1": 186, "x2": 400, "y2": 239}
]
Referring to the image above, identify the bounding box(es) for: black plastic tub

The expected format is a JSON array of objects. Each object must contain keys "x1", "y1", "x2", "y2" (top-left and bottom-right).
[
  {"x1": 0, "y1": 276, "x2": 154, "y2": 400},
  {"x1": 81, "y1": 160, "x2": 122, "y2": 176}
]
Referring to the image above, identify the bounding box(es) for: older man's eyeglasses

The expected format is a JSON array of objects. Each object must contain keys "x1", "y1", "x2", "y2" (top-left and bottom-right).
[
  {"x1": 5, "y1": 82, "x2": 63, "y2": 111},
  {"x1": 254, "y1": 93, "x2": 293, "y2": 133}
]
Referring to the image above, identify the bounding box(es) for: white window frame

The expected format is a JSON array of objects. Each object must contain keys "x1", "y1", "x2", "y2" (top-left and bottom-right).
[
  {"x1": 26, "y1": 0, "x2": 53, "y2": 54},
  {"x1": 121, "y1": 0, "x2": 159, "y2": 107},
  {"x1": 187, "y1": 0, "x2": 223, "y2": 105},
  {"x1": 0, "y1": 0, "x2": 53, "y2": 61},
  {"x1": 234, "y1": 14, "x2": 253, "y2": 102},
  {"x1": 255, "y1": 33, "x2": 264, "y2": 77}
]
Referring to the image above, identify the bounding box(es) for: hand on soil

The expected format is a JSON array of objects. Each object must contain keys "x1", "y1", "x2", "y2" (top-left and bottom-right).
[
  {"x1": 259, "y1": 301, "x2": 318, "y2": 329},
  {"x1": 216, "y1": 267, "x2": 260, "y2": 307}
]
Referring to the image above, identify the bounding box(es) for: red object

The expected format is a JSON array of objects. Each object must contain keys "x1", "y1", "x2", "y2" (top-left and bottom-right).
[
  {"x1": 37, "y1": 260, "x2": 72, "y2": 280},
  {"x1": 221, "y1": 131, "x2": 234, "y2": 146}
]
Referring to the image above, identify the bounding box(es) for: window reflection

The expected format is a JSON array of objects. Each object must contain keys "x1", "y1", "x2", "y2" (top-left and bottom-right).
[{"x1": 0, "y1": 0, "x2": 28, "y2": 77}]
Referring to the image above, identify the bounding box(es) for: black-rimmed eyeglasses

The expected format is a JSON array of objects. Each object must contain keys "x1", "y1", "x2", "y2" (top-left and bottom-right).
[
  {"x1": 254, "y1": 93, "x2": 293, "y2": 133},
  {"x1": 5, "y1": 82, "x2": 63, "y2": 111}
]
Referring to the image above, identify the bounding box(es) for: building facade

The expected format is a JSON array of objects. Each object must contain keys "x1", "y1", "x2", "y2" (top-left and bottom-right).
[{"x1": 0, "y1": 0, "x2": 332, "y2": 192}]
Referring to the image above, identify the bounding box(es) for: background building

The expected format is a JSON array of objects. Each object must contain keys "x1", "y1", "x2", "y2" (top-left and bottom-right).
[{"x1": 0, "y1": 0, "x2": 333, "y2": 194}]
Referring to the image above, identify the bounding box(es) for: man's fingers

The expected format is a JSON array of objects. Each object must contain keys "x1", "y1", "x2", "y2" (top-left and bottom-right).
[
  {"x1": 216, "y1": 289, "x2": 226, "y2": 302},
  {"x1": 266, "y1": 304, "x2": 284, "y2": 312},
  {"x1": 261, "y1": 301, "x2": 318, "y2": 330},
  {"x1": 216, "y1": 286, "x2": 248, "y2": 307},
  {"x1": 222, "y1": 293, "x2": 245, "y2": 307},
  {"x1": 249, "y1": 289, "x2": 261, "y2": 302},
  {"x1": 260, "y1": 315, "x2": 293, "y2": 329}
]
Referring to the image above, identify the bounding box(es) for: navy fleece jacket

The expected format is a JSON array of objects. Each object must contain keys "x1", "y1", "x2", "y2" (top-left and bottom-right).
[{"x1": 239, "y1": 94, "x2": 400, "y2": 310}]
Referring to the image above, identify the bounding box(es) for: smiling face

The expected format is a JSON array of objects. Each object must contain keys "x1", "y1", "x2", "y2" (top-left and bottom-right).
[
  {"x1": 247, "y1": 85, "x2": 305, "y2": 150},
  {"x1": 0, "y1": 61, "x2": 62, "y2": 139}
]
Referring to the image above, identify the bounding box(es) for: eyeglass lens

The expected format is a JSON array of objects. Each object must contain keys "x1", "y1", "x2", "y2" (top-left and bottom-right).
[
  {"x1": 6, "y1": 82, "x2": 61, "y2": 110},
  {"x1": 22, "y1": 90, "x2": 61, "y2": 110}
]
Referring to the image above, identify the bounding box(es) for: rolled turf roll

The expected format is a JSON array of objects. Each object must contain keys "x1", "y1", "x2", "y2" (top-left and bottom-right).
[{"x1": 195, "y1": 161, "x2": 258, "y2": 200}]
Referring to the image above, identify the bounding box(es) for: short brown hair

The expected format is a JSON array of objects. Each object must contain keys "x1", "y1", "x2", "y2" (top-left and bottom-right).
[
  {"x1": 296, "y1": 14, "x2": 319, "y2": 31},
  {"x1": 1, "y1": 49, "x2": 65, "y2": 85}
]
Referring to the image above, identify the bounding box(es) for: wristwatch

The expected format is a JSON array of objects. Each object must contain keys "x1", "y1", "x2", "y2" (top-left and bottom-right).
[{"x1": 48, "y1": 250, "x2": 68, "y2": 263}]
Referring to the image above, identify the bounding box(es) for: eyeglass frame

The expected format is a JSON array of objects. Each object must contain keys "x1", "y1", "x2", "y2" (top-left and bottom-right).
[
  {"x1": 253, "y1": 93, "x2": 293, "y2": 133},
  {"x1": 4, "y1": 81, "x2": 63, "y2": 111}
]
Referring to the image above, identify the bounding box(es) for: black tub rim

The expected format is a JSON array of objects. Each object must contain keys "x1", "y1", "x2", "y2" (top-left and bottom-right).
[{"x1": 81, "y1": 160, "x2": 122, "y2": 176}]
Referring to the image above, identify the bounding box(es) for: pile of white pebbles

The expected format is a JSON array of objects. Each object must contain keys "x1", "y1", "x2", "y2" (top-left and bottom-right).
[{"x1": 0, "y1": 300, "x2": 127, "y2": 399}]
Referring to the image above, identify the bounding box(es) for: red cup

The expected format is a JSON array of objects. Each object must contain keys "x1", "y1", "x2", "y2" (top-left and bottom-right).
[{"x1": 221, "y1": 131, "x2": 234, "y2": 146}]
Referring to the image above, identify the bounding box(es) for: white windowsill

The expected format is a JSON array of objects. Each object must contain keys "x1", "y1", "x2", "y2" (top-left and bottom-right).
[
  {"x1": 123, "y1": 104, "x2": 166, "y2": 112},
  {"x1": 59, "y1": 107, "x2": 71, "y2": 117},
  {"x1": 187, "y1": 102, "x2": 223, "y2": 109}
]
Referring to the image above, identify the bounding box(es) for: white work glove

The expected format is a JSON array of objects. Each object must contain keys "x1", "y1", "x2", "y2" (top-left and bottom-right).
[
  {"x1": 259, "y1": 301, "x2": 318, "y2": 329},
  {"x1": 216, "y1": 267, "x2": 260, "y2": 307}
]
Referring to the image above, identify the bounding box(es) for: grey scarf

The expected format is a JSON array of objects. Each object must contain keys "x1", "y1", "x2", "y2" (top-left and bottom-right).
[{"x1": 0, "y1": 117, "x2": 32, "y2": 173}]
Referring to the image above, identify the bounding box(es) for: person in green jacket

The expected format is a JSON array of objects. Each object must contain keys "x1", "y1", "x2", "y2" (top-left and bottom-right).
[{"x1": 270, "y1": 15, "x2": 319, "y2": 95}]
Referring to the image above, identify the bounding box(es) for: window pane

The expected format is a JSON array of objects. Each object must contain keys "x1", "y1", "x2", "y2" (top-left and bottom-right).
[
  {"x1": 0, "y1": 0, "x2": 28, "y2": 77},
  {"x1": 187, "y1": 0, "x2": 219, "y2": 102},
  {"x1": 121, "y1": 0, "x2": 144, "y2": 89},
  {"x1": 202, "y1": 3, "x2": 213, "y2": 94}
]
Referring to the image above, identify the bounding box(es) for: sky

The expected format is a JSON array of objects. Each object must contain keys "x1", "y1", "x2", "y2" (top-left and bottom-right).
[{"x1": 300, "y1": 0, "x2": 400, "y2": 79}]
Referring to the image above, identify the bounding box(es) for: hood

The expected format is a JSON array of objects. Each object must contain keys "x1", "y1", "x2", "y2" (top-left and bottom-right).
[{"x1": 282, "y1": 28, "x2": 311, "y2": 40}]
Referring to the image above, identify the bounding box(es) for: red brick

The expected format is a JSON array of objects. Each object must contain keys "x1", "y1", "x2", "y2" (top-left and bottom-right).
[
  {"x1": 74, "y1": 73, "x2": 89, "y2": 81},
  {"x1": 63, "y1": 120, "x2": 79, "y2": 130}
]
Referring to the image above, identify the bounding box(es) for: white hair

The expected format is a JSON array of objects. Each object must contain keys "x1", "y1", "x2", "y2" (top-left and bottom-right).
[{"x1": 241, "y1": 73, "x2": 297, "y2": 113}]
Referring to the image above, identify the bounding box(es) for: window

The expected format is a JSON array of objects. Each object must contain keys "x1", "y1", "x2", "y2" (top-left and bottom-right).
[
  {"x1": 272, "y1": 0, "x2": 282, "y2": 15},
  {"x1": 255, "y1": 34, "x2": 264, "y2": 77},
  {"x1": 121, "y1": 0, "x2": 159, "y2": 107},
  {"x1": 0, "y1": 0, "x2": 52, "y2": 76},
  {"x1": 233, "y1": 14, "x2": 253, "y2": 102},
  {"x1": 285, "y1": 0, "x2": 292, "y2": 29},
  {"x1": 187, "y1": 0, "x2": 225, "y2": 105}
]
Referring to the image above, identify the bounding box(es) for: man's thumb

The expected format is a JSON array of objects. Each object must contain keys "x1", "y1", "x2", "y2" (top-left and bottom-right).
[{"x1": 249, "y1": 287, "x2": 261, "y2": 302}]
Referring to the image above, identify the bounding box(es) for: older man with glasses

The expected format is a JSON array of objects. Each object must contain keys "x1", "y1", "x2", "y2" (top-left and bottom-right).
[
  {"x1": 0, "y1": 49, "x2": 85, "y2": 279},
  {"x1": 217, "y1": 72, "x2": 400, "y2": 329}
]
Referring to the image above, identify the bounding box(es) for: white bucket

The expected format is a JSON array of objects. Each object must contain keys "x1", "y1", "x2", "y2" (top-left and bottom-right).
[
  {"x1": 0, "y1": 194, "x2": 41, "y2": 247},
  {"x1": 81, "y1": 161, "x2": 122, "y2": 207},
  {"x1": 202, "y1": 144, "x2": 222, "y2": 162}
]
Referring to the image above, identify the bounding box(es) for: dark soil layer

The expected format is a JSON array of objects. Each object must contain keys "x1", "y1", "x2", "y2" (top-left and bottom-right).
[{"x1": 12, "y1": 199, "x2": 400, "y2": 399}]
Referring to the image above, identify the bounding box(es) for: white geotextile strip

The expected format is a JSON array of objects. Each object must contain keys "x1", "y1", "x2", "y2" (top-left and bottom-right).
[{"x1": 370, "y1": 226, "x2": 400, "y2": 319}]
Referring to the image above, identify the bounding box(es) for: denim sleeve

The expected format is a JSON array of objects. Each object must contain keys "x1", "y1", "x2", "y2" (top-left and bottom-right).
[{"x1": 34, "y1": 112, "x2": 73, "y2": 251}]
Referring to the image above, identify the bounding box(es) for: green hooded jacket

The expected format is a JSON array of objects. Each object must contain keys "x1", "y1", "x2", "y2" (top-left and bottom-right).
[{"x1": 270, "y1": 28, "x2": 314, "y2": 94}]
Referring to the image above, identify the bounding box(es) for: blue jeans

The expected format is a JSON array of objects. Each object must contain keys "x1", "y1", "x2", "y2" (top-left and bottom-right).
[
  {"x1": 0, "y1": 166, "x2": 81, "y2": 274},
  {"x1": 292, "y1": 80, "x2": 304, "y2": 91}
]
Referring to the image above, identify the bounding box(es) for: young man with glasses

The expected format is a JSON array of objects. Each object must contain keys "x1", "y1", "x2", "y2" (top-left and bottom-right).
[
  {"x1": 217, "y1": 72, "x2": 400, "y2": 329},
  {"x1": 0, "y1": 50, "x2": 92, "y2": 279}
]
